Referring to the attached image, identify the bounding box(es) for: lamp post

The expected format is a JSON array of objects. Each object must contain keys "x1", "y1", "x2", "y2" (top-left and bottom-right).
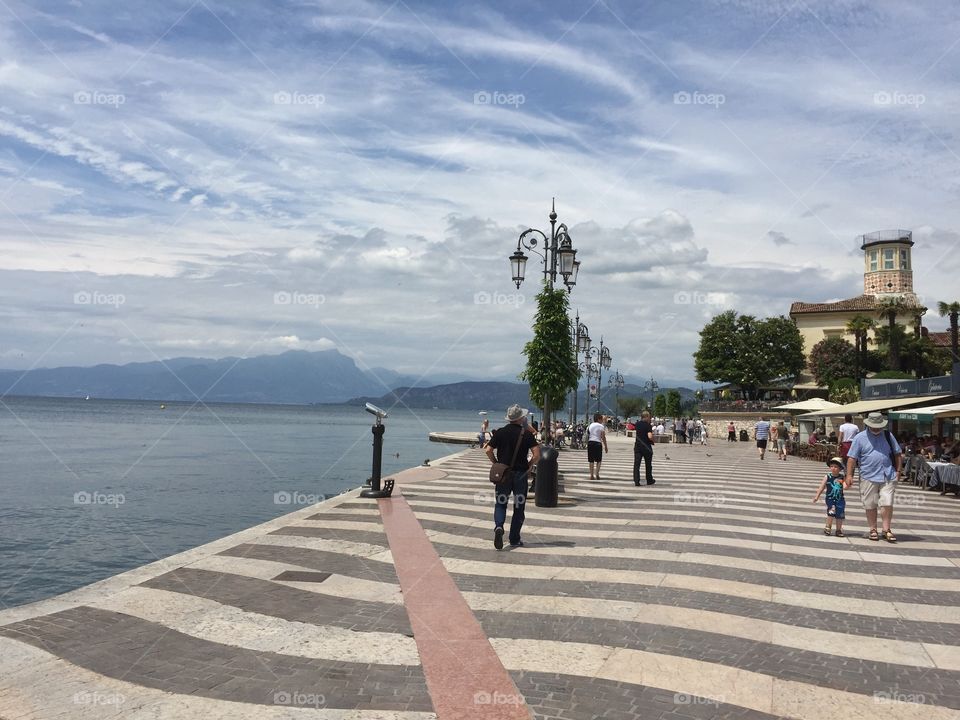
[
  {"x1": 643, "y1": 378, "x2": 659, "y2": 414},
  {"x1": 582, "y1": 338, "x2": 611, "y2": 420},
  {"x1": 509, "y1": 199, "x2": 580, "y2": 444},
  {"x1": 608, "y1": 370, "x2": 624, "y2": 431},
  {"x1": 570, "y1": 311, "x2": 590, "y2": 435}
]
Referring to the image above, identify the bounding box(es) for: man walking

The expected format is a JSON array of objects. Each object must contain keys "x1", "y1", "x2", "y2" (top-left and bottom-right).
[
  {"x1": 633, "y1": 411, "x2": 656, "y2": 486},
  {"x1": 485, "y1": 404, "x2": 540, "y2": 549},
  {"x1": 754, "y1": 416, "x2": 771, "y2": 459},
  {"x1": 838, "y1": 413, "x2": 859, "y2": 461},
  {"x1": 845, "y1": 412, "x2": 901, "y2": 543}
]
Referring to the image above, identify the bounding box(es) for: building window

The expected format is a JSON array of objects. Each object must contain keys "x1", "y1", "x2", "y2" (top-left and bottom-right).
[
  {"x1": 869, "y1": 249, "x2": 878, "y2": 271},
  {"x1": 883, "y1": 248, "x2": 894, "y2": 270},
  {"x1": 900, "y1": 248, "x2": 910, "y2": 270}
]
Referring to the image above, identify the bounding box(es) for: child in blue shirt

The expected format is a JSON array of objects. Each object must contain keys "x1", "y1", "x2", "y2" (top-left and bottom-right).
[{"x1": 813, "y1": 457, "x2": 846, "y2": 537}]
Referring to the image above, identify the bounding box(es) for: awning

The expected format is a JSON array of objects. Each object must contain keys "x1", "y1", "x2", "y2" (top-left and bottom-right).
[
  {"x1": 773, "y1": 398, "x2": 843, "y2": 411},
  {"x1": 889, "y1": 401, "x2": 960, "y2": 422},
  {"x1": 799, "y1": 395, "x2": 953, "y2": 418}
]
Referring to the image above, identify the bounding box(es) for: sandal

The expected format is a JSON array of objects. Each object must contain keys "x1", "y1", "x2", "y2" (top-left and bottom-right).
[
  {"x1": 868, "y1": 529, "x2": 880, "y2": 541},
  {"x1": 882, "y1": 530, "x2": 897, "y2": 543},
  {"x1": 823, "y1": 526, "x2": 832, "y2": 536},
  {"x1": 835, "y1": 529, "x2": 845, "y2": 537}
]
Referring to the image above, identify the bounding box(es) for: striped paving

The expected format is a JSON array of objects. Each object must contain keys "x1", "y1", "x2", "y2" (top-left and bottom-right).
[{"x1": 1, "y1": 437, "x2": 959, "y2": 718}]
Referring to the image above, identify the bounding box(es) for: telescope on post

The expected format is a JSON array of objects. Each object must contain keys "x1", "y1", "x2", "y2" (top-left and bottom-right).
[{"x1": 361, "y1": 403, "x2": 395, "y2": 498}]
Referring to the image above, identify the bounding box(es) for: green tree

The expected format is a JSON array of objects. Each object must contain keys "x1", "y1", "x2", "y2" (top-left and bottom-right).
[
  {"x1": 828, "y1": 377, "x2": 859, "y2": 405},
  {"x1": 874, "y1": 323, "x2": 909, "y2": 372},
  {"x1": 665, "y1": 389, "x2": 681, "y2": 417},
  {"x1": 617, "y1": 396, "x2": 643, "y2": 419},
  {"x1": 845, "y1": 314, "x2": 874, "y2": 380},
  {"x1": 519, "y1": 285, "x2": 578, "y2": 442},
  {"x1": 938, "y1": 300, "x2": 960, "y2": 365},
  {"x1": 809, "y1": 337, "x2": 857, "y2": 386},
  {"x1": 876, "y1": 297, "x2": 908, "y2": 371},
  {"x1": 653, "y1": 393, "x2": 667, "y2": 416},
  {"x1": 693, "y1": 311, "x2": 805, "y2": 399}
]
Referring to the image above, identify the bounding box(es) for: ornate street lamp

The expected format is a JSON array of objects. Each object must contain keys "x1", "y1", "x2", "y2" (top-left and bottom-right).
[
  {"x1": 569, "y1": 311, "x2": 590, "y2": 435},
  {"x1": 509, "y1": 199, "x2": 579, "y2": 293},
  {"x1": 643, "y1": 378, "x2": 660, "y2": 413},
  {"x1": 608, "y1": 370, "x2": 624, "y2": 430},
  {"x1": 582, "y1": 337, "x2": 611, "y2": 418},
  {"x1": 508, "y1": 199, "x2": 581, "y2": 446}
]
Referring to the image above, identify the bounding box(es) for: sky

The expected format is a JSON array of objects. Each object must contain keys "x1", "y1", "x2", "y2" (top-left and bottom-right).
[{"x1": 1, "y1": 0, "x2": 959, "y2": 391}]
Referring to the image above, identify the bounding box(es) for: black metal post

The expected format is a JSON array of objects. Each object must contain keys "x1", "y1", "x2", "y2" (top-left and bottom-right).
[{"x1": 361, "y1": 418, "x2": 394, "y2": 498}]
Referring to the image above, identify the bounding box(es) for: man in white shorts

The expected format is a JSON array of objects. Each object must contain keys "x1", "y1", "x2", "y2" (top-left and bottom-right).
[{"x1": 844, "y1": 412, "x2": 901, "y2": 543}]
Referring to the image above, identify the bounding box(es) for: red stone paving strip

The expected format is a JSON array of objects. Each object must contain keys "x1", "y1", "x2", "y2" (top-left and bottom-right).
[{"x1": 379, "y1": 483, "x2": 532, "y2": 720}]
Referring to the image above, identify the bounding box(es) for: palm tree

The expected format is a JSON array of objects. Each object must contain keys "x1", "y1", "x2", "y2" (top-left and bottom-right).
[
  {"x1": 845, "y1": 314, "x2": 875, "y2": 379},
  {"x1": 876, "y1": 297, "x2": 906, "y2": 371},
  {"x1": 938, "y1": 300, "x2": 960, "y2": 365}
]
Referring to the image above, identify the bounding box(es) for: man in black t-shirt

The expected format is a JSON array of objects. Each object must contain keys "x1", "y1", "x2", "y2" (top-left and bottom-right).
[
  {"x1": 633, "y1": 410, "x2": 656, "y2": 486},
  {"x1": 485, "y1": 404, "x2": 540, "y2": 549}
]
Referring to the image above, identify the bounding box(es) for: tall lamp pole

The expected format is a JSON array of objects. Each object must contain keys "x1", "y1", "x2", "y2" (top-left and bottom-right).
[
  {"x1": 643, "y1": 378, "x2": 659, "y2": 413},
  {"x1": 608, "y1": 370, "x2": 624, "y2": 430},
  {"x1": 570, "y1": 311, "x2": 590, "y2": 432},
  {"x1": 582, "y1": 338, "x2": 611, "y2": 419},
  {"x1": 509, "y1": 199, "x2": 580, "y2": 444}
]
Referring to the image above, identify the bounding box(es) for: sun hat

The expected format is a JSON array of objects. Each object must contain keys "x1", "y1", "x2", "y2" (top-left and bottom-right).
[
  {"x1": 505, "y1": 404, "x2": 529, "y2": 422},
  {"x1": 863, "y1": 412, "x2": 888, "y2": 429},
  {"x1": 826, "y1": 456, "x2": 844, "y2": 469}
]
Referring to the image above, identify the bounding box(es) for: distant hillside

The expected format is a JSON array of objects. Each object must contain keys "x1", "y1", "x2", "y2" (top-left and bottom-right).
[
  {"x1": 349, "y1": 381, "x2": 697, "y2": 413},
  {"x1": 0, "y1": 350, "x2": 388, "y2": 404},
  {"x1": 348, "y1": 382, "x2": 537, "y2": 412}
]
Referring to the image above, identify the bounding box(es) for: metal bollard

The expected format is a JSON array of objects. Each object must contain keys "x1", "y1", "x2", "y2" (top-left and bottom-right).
[{"x1": 534, "y1": 445, "x2": 559, "y2": 507}]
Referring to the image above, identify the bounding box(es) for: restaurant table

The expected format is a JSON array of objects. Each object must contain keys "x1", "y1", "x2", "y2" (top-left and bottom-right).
[{"x1": 927, "y1": 462, "x2": 960, "y2": 495}]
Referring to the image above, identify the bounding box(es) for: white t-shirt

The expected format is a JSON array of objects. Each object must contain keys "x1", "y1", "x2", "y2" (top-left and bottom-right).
[
  {"x1": 655, "y1": 423, "x2": 664, "y2": 434},
  {"x1": 587, "y1": 422, "x2": 605, "y2": 443},
  {"x1": 838, "y1": 422, "x2": 859, "y2": 443}
]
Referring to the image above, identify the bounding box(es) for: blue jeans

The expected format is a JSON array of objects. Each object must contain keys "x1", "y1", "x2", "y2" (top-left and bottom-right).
[{"x1": 493, "y1": 471, "x2": 528, "y2": 545}]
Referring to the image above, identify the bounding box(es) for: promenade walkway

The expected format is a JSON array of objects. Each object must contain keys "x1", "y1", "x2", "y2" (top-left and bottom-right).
[{"x1": 2, "y1": 436, "x2": 959, "y2": 719}]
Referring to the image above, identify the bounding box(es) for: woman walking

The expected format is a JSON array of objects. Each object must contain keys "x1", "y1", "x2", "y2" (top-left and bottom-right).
[{"x1": 587, "y1": 413, "x2": 609, "y2": 480}]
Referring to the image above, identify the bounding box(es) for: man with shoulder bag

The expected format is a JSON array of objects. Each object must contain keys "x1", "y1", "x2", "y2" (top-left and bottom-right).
[
  {"x1": 845, "y1": 412, "x2": 902, "y2": 543},
  {"x1": 485, "y1": 404, "x2": 540, "y2": 550}
]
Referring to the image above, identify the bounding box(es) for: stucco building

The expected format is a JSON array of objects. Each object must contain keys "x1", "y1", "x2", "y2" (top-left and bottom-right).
[{"x1": 789, "y1": 229, "x2": 923, "y2": 361}]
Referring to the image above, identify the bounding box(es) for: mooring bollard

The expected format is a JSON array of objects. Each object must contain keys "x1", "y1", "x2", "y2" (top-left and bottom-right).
[{"x1": 361, "y1": 403, "x2": 395, "y2": 499}]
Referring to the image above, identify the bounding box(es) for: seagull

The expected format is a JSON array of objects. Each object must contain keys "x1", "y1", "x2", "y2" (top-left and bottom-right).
[
  {"x1": 705, "y1": 453, "x2": 712, "y2": 457},
  {"x1": 664, "y1": 454, "x2": 671, "y2": 460}
]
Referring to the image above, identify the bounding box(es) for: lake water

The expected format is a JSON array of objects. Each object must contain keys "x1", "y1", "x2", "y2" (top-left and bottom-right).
[{"x1": 0, "y1": 396, "x2": 484, "y2": 609}]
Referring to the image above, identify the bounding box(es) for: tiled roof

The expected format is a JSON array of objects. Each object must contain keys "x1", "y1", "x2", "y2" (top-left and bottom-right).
[
  {"x1": 789, "y1": 295, "x2": 877, "y2": 314},
  {"x1": 928, "y1": 331, "x2": 954, "y2": 347}
]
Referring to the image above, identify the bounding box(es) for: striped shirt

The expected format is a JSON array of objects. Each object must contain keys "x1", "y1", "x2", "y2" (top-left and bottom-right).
[{"x1": 755, "y1": 421, "x2": 771, "y2": 440}]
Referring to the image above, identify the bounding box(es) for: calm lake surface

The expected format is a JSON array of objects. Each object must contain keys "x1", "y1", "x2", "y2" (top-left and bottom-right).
[{"x1": 0, "y1": 396, "x2": 483, "y2": 608}]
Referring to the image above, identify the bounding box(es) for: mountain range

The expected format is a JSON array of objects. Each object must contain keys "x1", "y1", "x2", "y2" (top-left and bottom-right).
[{"x1": 0, "y1": 349, "x2": 696, "y2": 409}]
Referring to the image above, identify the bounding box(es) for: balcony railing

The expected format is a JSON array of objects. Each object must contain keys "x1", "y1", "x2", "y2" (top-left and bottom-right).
[{"x1": 858, "y1": 229, "x2": 912, "y2": 248}]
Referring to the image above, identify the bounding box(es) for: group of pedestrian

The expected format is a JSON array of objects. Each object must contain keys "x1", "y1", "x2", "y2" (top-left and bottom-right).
[{"x1": 485, "y1": 401, "x2": 906, "y2": 550}]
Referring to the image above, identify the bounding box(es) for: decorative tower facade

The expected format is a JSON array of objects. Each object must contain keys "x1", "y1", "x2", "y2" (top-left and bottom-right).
[{"x1": 860, "y1": 229, "x2": 918, "y2": 301}]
